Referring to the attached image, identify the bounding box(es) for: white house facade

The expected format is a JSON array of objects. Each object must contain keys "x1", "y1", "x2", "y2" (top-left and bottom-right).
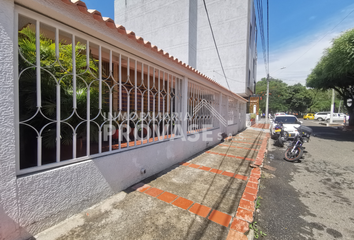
[{"x1": 0, "y1": 0, "x2": 247, "y2": 239}]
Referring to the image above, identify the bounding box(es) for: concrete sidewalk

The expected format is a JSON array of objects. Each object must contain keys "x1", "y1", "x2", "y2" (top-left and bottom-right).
[{"x1": 35, "y1": 128, "x2": 270, "y2": 240}]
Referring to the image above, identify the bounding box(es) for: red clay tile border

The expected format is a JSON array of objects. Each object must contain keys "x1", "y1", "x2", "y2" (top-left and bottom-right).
[
  {"x1": 178, "y1": 162, "x2": 248, "y2": 181},
  {"x1": 253, "y1": 133, "x2": 270, "y2": 167},
  {"x1": 131, "y1": 183, "x2": 234, "y2": 228},
  {"x1": 231, "y1": 141, "x2": 261, "y2": 145},
  {"x1": 219, "y1": 143, "x2": 259, "y2": 151},
  {"x1": 205, "y1": 151, "x2": 255, "y2": 162},
  {"x1": 226, "y1": 132, "x2": 270, "y2": 239},
  {"x1": 131, "y1": 131, "x2": 268, "y2": 238}
]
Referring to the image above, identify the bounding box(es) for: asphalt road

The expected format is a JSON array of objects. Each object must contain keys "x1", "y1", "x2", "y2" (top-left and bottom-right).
[{"x1": 256, "y1": 120, "x2": 354, "y2": 240}]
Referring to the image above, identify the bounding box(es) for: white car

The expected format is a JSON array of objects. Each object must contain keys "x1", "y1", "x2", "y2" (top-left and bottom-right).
[
  {"x1": 324, "y1": 113, "x2": 349, "y2": 122},
  {"x1": 271, "y1": 115, "x2": 302, "y2": 138},
  {"x1": 314, "y1": 112, "x2": 330, "y2": 121}
]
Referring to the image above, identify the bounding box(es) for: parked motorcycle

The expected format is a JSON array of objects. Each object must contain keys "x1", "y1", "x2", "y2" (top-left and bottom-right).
[
  {"x1": 273, "y1": 121, "x2": 289, "y2": 147},
  {"x1": 283, "y1": 125, "x2": 312, "y2": 162}
]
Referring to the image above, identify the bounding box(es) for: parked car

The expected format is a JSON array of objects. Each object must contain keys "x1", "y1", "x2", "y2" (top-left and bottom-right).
[
  {"x1": 324, "y1": 113, "x2": 349, "y2": 122},
  {"x1": 275, "y1": 112, "x2": 286, "y2": 116},
  {"x1": 303, "y1": 113, "x2": 315, "y2": 120},
  {"x1": 314, "y1": 112, "x2": 330, "y2": 121},
  {"x1": 271, "y1": 115, "x2": 302, "y2": 139}
]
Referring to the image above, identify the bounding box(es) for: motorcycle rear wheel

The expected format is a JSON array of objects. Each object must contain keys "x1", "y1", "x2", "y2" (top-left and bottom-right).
[{"x1": 284, "y1": 145, "x2": 303, "y2": 162}]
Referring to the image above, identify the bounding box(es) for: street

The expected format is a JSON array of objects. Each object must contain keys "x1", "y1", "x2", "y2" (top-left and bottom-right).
[{"x1": 256, "y1": 120, "x2": 354, "y2": 240}]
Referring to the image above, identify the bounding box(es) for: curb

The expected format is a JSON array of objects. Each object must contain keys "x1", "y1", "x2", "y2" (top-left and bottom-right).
[{"x1": 226, "y1": 132, "x2": 270, "y2": 240}]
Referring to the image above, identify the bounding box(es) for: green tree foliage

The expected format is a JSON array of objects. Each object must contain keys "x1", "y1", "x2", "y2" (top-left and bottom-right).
[
  {"x1": 18, "y1": 26, "x2": 101, "y2": 148},
  {"x1": 256, "y1": 78, "x2": 289, "y2": 113},
  {"x1": 307, "y1": 28, "x2": 354, "y2": 126},
  {"x1": 256, "y1": 78, "x2": 343, "y2": 116},
  {"x1": 286, "y1": 83, "x2": 312, "y2": 113}
]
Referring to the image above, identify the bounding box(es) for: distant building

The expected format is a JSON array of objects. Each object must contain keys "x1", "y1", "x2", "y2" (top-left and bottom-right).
[{"x1": 115, "y1": 0, "x2": 257, "y2": 97}]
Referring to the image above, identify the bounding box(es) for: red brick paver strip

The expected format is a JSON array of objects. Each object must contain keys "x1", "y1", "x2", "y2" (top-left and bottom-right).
[
  {"x1": 246, "y1": 182, "x2": 258, "y2": 189},
  {"x1": 236, "y1": 208, "x2": 253, "y2": 223},
  {"x1": 144, "y1": 187, "x2": 164, "y2": 197},
  {"x1": 199, "y1": 166, "x2": 211, "y2": 171},
  {"x1": 222, "y1": 171, "x2": 235, "y2": 177},
  {"x1": 133, "y1": 184, "x2": 234, "y2": 228},
  {"x1": 226, "y1": 229, "x2": 248, "y2": 240},
  {"x1": 208, "y1": 210, "x2": 232, "y2": 227},
  {"x1": 180, "y1": 162, "x2": 248, "y2": 181},
  {"x1": 188, "y1": 203, "x2": 212, "y2": 218},
  {"x1": 230, "y1": 218, "x2": 249, "y2": 233},
  {"x1": 231, "y1": 141, "x2": 261, "y2": 145},
  {"x1": 234, "y1": 174, "x2": 248, "y2": 181},
  {"x1": 189, "y1": 163, "x2": 200, "y2": 169},
  {"x1": 244, "y1": 187, "x2": 258, "y2": 195},
  {"x1": 239, "y1": 199, "x2": 255, "y2": 212},
  {"x1": 157, "y1": 192, "x2": 178, "y2": 203},
  {"x1": 171, "y1": 197, "x2": 194, "y2": 210},
  {"x1": 219, "y1": 144, "x2": 259, "y2": 151},
  {"x1": 205, "y1": 151, "x2": 255, "y2": 161},
  {"x1": 249, "y1": 177, "x2": 259, "y2": 183},
  {"x1": 242, "y1": 192, "x2": 257, "y2": 202},
  {"x1": 210, "y1": 168, "x2": 223, "y2": 174}
]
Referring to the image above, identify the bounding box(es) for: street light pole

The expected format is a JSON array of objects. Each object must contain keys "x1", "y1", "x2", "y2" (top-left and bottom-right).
[{"x1": 265, "y1": 73, "x2": 270, "y2": 123}]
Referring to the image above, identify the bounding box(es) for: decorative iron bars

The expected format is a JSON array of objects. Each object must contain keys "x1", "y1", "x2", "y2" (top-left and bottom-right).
[
  {"x1": 228, "y1": 98, "x2": 239, "y2": 125},
  {"x1": 187, "y1": 81, "x2": 219, "y2": 133},
  {"x1": 17, "y1": 13, "x2": 182, "y2": 172}
]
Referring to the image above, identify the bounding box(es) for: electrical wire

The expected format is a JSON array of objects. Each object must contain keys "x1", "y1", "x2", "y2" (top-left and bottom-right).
[
  {"x1": 256, "y1": 0, "x2": 269, "y2": 75},
  {"x1": 202, "y1": 0, "x2": 231, "y2": 90},
  {"x1": 213, "y1": 70, "x2": 245, "y2": 83}
]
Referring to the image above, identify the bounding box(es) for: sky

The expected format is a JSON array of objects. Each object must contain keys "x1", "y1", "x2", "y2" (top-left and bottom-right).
[
  {"x1": 80, "y1": 0, "x2": 354, "y2": 86},
  {"x1": 257, "y1": 0, "x2": 354, "y2": 85}
]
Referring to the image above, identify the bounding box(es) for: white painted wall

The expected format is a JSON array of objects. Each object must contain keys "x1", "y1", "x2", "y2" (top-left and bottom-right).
[
  {"x1": 115, "y1": 0, "x2": 191, "y2": 67},
  {"x1": 114, "y1": 0, "x2": 257, "y2": 97},
  {"x1": 0, "y1": 1, "x2": 248, "y2": 239},
  {"x1": 0, "y1": 1, "x2": 21, "y2": 240}
]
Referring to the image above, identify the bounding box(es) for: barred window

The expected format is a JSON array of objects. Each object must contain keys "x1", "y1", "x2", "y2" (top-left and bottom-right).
[
  {"x1": 228, "y1": 98, "x2": 238, "y2": 125},
  {"x1": 17, "y1": 13, "x2": 182, "y2": 173},
  {"x1": 187, "y1": 82, "x2": 219, "y2": 133}
]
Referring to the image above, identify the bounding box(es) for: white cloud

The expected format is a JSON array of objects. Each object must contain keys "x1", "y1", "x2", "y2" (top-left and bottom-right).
[{"x1": 257, "y1": 5, "x2": 354, "y2": 86}]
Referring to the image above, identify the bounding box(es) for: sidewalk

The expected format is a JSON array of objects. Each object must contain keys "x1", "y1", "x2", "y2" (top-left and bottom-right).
[{"x1": 36, "y1": 128, "x2": 270, "y2": 240}]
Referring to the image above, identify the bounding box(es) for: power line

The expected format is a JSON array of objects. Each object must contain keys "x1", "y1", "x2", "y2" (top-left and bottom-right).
[
  {"x1": 213, "y1": 70, "x2": 244, "y2": 83},
  {"x1": 275, "y1": 7, "x2": 354, "y2": 73},
  {"x1": 202, "y1": 0, "x2": 231, "y2": 90},
  {"x1": 267, "y1": 0, "x2": 269, "y2": 72},
  {"x1": 256, "y1": 0, "x2": 269, "y2": 75}
]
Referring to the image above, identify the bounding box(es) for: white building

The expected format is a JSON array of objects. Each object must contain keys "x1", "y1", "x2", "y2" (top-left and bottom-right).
[
  {"x1": 115, "y1": 0, "x2": 258, "y2": 98},
  {"x1": 0, "y1": 0, "x2": 247, "y2": 239}
]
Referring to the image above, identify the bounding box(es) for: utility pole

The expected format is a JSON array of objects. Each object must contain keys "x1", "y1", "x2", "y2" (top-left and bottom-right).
[
  {"x1": 265, "y1": 74, "x2": 270, "y2": 123},
  {"x1": 330, "y1": 89, "x2": 335, "y2": 124}
]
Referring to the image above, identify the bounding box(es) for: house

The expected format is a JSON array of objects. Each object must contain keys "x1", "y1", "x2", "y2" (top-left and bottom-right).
[
  {"x1": 115, "y1": 0, "x2": 258, "y2": 98},
  {"x1": 0, "y1": 0, "x2": 247, "y2": 239}
]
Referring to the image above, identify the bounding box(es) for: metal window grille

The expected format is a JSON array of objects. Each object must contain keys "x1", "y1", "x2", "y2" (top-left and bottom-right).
[
  {"x1": 16, "y1": 11, "x2": 182, "y2": 174},
  {"x1": 228, "y1": 98, "x2": 238, "y2": 125},
  {"x1": 187, "y1": 81, "x2": 219, "y2": 134}
]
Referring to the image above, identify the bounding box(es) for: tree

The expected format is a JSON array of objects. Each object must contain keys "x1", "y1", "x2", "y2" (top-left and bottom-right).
[
  {"x1": 307, "y1": 28, "x2": 354, "y2": 126},
  {"x1": 286, "y1": 83, "x2": 312, "y2": 113},
  {"x1": 256, "y1": 78, "x2": 290, "y2": 113},
  {"x1": 308, "y1": 89, "x2": 341, "y2": 113}
]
